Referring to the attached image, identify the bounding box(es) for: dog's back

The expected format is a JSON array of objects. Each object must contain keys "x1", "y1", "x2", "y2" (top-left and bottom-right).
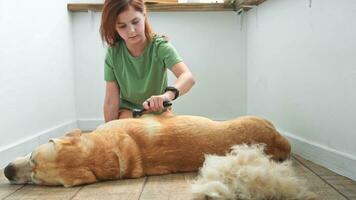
[{"x1": 120, "y1": 115, "x2": 291, "y2": 175}]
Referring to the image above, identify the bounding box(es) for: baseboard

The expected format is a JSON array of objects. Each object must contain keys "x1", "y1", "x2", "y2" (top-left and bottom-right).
[
  {"x1": 0, "y1": 120, "x2": 78, "y2": 168},
  {"x1": 281, "y1": 130, "x2": 356, "y2": 181}
]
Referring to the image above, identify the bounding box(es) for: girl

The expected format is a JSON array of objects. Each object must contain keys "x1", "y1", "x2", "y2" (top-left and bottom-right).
[{"x1": 100, "y1": 0, "x2": 196, "y2": 122}]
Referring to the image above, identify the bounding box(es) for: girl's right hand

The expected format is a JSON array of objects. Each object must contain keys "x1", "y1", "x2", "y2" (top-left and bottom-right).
[{"x1": 143, "y1": 95, "x2": 167, "y2": 112}]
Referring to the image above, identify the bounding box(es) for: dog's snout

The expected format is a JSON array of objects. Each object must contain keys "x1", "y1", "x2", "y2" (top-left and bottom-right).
[{"x1": 4, "y1": 163, "x2": 16, "y2": 181}]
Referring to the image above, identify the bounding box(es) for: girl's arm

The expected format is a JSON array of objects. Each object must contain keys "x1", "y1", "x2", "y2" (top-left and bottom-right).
[
  {"x1": 143, "y1": 62, "x2": 196, "y2": 111},
  {"x1": 167, "y1": 61, "x2": 196, "y2": 99},
  {"x1": 104, "y1": 81, "x2": 120, "y2": 122}
]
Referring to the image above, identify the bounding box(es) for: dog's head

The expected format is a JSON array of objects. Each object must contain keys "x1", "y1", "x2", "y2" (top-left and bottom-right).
[
  {"x1": 3, "y1": 129, "x2": 97, "y2": 187},
  {"x1": 4, "y1": 138, "x2": 60, "y2": 185}
]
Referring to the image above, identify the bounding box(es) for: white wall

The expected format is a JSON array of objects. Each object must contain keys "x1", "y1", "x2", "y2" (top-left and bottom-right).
[
  {"x1": 72, "y1": 11, "x2": 246, "y2": 130},
  {"x1": 0, "y1": 0, "x2": 77, "y2": 167},
  {"x1": 246, "y1": 0, "x2": 356, "y2": 180}
]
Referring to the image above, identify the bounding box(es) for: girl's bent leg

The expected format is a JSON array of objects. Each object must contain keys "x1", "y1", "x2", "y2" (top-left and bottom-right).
[
  {"x1": 162, "y1": 107, "x2": 174, "y2": 117},
  {"x1": 118, "y1": 109, "x2": 133, "y2": 119}
]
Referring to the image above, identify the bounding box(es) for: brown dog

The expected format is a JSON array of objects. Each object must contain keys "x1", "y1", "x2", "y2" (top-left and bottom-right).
[{"x1": 4, "y1": 115, "x2": 291, "y2": 187}]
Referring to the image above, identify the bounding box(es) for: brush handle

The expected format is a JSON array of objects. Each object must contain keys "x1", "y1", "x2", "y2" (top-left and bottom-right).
[{"x1": 132, "y1": 101, "x2": 172, "y2": 118}]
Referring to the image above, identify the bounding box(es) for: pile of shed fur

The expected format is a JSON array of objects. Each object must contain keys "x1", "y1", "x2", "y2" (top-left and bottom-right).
[{"x1": 191, "y1": 144, "x2": 316, "y2": 200}]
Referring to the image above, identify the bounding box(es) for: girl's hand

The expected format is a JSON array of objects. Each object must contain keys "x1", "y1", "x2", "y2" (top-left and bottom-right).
[{"x1": 143, "y1": 93, "x2": 173, "y2": 112}]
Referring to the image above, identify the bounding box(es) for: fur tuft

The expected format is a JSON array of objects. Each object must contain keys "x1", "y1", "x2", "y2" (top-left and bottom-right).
[{"x1": 190, "y1": 144, "x2": 316, "y2": 200}]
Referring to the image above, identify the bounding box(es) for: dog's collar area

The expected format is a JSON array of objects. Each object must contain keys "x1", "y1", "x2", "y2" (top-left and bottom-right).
[
  {"x1": 30, "y1": 172, "x2": 36, "y2": 184},
  {"x1": 30, "y1": 172, "x2": 43, "y2": 185}
]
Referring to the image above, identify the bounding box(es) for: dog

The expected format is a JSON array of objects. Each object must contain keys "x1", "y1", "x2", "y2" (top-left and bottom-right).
[{"x1": 4, "y1": 115, "x2": 291, "y2": 187}]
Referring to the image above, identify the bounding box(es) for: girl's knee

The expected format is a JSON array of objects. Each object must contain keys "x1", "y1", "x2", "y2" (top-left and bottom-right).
[
  {"x1": 118, "y1": 109, "x2": 133, "y2": 119},
  {"x1": 162, "y1": 107, "x2": 174, "y2": 117}
]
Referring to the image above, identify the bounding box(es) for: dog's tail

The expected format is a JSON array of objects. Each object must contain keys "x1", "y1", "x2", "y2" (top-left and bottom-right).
[
  {"x1": 272, "y1": 132, "x2": 292, "y2": 161},
  {"x1": 251, "y1": 116, "x2": 291, "y2": 161}
]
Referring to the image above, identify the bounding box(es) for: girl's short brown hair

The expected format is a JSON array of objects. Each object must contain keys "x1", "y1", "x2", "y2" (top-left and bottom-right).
[{"x1": 100, "y1": 0, "x2": 154, "y2": 47}]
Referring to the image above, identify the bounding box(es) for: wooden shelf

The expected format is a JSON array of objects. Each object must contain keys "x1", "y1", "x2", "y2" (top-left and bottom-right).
[
  {"x1": 67, "y1": 3, "x2": 235, "y2": 12},
  {"x1": 67, "y1": 0, "x2": 266, "y2": 12},
  {"x1": 67, "y1": 3, "x2": 103, "y2": 12}
]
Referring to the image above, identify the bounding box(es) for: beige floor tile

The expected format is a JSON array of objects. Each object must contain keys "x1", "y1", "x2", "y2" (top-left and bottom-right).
[
  {"x1": 291, "y1": 156, "x2": 347, "y2": 200},
  {"x1": 3, "y1": 185, "x2": 80, "y2": 200},
  {"x1": 0, "y1": 155, "x2": 354, "y2": 200},
  {"x1": 293, "y1": 154, "x2": 356, "y2": 199},
  {"x1": 139, "y1": 173, "x2": 205, "y2": 200},
  {"x1": 72, "y1": 178, "x2": 146, "y2": 200},
  {"x1": 0, "y1": 170, "x2": 25, "y2": 199}
]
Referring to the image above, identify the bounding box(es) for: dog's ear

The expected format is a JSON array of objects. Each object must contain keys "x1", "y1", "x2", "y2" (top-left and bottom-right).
[{"x1": 65, "y1": 128, "x2": 82, "y2": 137}]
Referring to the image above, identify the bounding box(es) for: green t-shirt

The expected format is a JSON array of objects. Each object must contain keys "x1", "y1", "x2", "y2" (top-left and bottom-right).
[{"x1": 104, "y1": 35, "x2": 182, "y2": 110}]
